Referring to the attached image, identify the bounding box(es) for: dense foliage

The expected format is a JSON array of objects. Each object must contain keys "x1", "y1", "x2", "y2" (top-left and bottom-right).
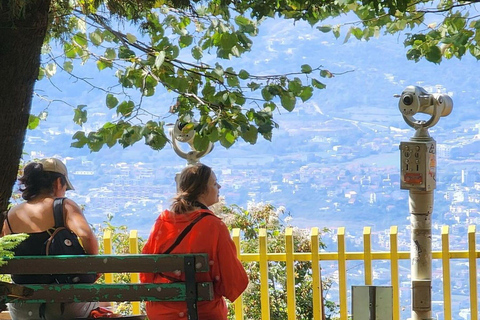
[
  {"x1": 30, "y1": 0, "x2": 334, "y2": 153},
  {"x1": 0, "y1": 234, "x2": 28, "y2": 267},
  {"x1": 18, "y1": 0, "x2": 477, "y2": 154}
]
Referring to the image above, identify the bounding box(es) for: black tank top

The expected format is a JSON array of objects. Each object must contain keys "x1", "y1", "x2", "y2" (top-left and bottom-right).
[{"x1": 6, "y1": 214, "x2": 56, "y2": 284}]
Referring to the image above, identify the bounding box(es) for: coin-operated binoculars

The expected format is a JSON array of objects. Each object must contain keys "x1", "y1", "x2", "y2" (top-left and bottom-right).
[
  {"x1": 170, "y1": 120, "x2": 214, "y2": 189},
  {"x1": 397, "y1": 86, "x2": 452, "y2": 320}
]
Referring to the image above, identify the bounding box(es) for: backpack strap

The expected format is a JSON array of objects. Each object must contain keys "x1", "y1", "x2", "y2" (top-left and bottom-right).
[
  {"x1": 163, "y1": 212, "x2": 209, "y2": 254},
  {"x1": 53, "y1": 198, "x2": 66, "y2": 228},
  {"x1": 157, "y1": 210, "x2": 209, "y2": 283}
]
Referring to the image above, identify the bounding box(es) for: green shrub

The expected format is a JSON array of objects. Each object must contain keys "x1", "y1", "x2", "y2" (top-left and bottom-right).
[{"x1": 216, "y1": 202, "x2": 339, "y2": 320}]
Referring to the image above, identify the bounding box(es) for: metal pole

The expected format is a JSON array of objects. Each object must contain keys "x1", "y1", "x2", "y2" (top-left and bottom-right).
[
  {"x1": 397, "y1": 86, "x2": 452, "y2": 320},
  {"x1": 402, "y1": 128, "x2": 437, "y2": 320},
  {"x1": 402, "y1": 129, "x2": 435, "y2": 320},
  {"x1": 409, "y1": 189, "x2": 433, "y2": 320}
]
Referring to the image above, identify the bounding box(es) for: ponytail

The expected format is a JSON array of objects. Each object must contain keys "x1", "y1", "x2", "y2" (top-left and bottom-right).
[{"x1": 19, "y1": 162, "x2": 66, "y2": 200}]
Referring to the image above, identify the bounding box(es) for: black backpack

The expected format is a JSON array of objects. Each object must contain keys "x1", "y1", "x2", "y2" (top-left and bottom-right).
[{"x1": 44, "y1": 198, "x2": 97, "y2": 284}]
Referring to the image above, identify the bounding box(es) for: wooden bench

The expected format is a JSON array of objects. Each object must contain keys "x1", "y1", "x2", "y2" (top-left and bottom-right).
[{"x1": 0, "y1": 254, "x2": 214, "y2": 320}]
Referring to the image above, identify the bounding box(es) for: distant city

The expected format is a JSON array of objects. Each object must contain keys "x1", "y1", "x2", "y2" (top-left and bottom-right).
[
  {"x1": 20, "y1": 20, "x2": 480, "y2": 319},
  {"x1": 18, "y1": 89, "x2": 480, "y2": 319}
]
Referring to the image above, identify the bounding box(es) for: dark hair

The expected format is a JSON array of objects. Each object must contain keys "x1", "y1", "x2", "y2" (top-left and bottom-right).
[
  {"x1": 19, "y1": 162, "x2": 67, "y2": 201},
  {"x1": 171, "y1": 163, "x2": 212, "y2": 214}
]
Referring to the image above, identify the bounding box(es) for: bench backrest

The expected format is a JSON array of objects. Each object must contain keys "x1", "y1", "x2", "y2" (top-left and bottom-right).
[{"x1": 0, "y1": 254, "x2": 213, "y2": 320}]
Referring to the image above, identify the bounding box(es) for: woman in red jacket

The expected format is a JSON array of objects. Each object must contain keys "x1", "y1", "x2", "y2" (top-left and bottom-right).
[{"x1": 140, "y1": 163, "x2": 248, "y2": 320}]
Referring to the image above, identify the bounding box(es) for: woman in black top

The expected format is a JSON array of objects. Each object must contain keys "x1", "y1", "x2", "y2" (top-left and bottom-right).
[{"x1": 2, "y1": 158, "x2": 99, "y2": 319}]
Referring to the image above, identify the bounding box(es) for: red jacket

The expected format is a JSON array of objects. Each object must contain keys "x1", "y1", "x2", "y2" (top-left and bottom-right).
[{"x1": 140, "y1": 209, "x2": 248, "y2": 319}]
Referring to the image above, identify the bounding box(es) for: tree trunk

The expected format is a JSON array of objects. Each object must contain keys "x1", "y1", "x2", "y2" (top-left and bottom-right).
[{"x1": 0, "y1": 0, "x2": 51, "y2": 231}]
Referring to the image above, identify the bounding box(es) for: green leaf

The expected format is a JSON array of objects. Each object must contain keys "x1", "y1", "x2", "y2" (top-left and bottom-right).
[
  {"x1": 119, "y1": 126, "x2": 142, "y2": 147},
  {"x1": 320, "y1": 70, "x2": 334, "y2": 78},
  {"x1": 118, "y1": 46, "x2": 136, "y2": 59},
  {"x1": 64, "y1": 43, "x2": 77, "y2": 59},
  {"x1": 301, "y1": 64, "x2": 312, "y2": 74},
  {"x1": 425, "y1": 45, "x2": 442, "y2": 63},
  {"x1": 207, "y1": 127, "x2": 220, "y2": 142},
  {"x1": 71, "y1": 131, "x2": 88, "y2": 148},
  {"x1": 73, "y1": 105, "x2": 87, "y2": 125},
  {"x1": 261, "y1": 87, "x2": 274, "y2": 101},
  {"x1": 106, "y1": 94, "x2": 119, "y2": 109},
  {"x1": 343, "y1": 29, "x2": 351, "y2": 43},
  {"x1": 87, "y1": 132, "x2": 106, "y2": 152},
  {"x1": 351, "y1": 27, "x2": 363, "y2": 40},
  {"x1": 27, "y1": 115, "x2": 40, "y2": 130},
  {"x1": 235, "y1": 15, "x2": 250, "y2": 27},
  {"x1": 227, "y1": 74, "x2": 240, "y2": 88},
  {"x1": 126, "y1": 33, "x2": 137, "y2": 43},
  {"x1": 248, "y1": 82, "x2": 260, "y2": 91},
  {"x1": 219, "y1": 130, "x2": 236, "y2": 148},
  {"x1": 317, "y1": 25, "x2": 332, "y2": 33},
  {"x1": 192, "y1": 46, "x2": 203, "y2": 60},
  {"x1": 193, "y1": 134, "x2": 211, "y2": 151},
  {"x1": 97, "y1": 59, "x2": 112, "y2": 71},
  {"x1": 73, "y1": 33, "x2": 88, "y2": 47},
  {"x1": 182, "y1": 123, "x2": 195, "y2": 133},
  {"x1": 37, "y1": 67, "x2": 45, "y2": 80},
  {"x1": 238, "y1": 69, "x2": 250, "y2": 80},
  {"x1": 299, "y1": 87, "x2": 313, "y2": 102},
  {"x1": 145, "y1": 132, "x2": 168, "y2": 150},
  {"x1": 63, "y1": 61, "x2": 73, "y2": 73},
  {"x1": 179, "y1": 35, "x2": 193, "y2": 48},
  {"x1": 144, "y1": 123, "x2": 168, "y2": 151},
  {"x1": 288, "y1": 78, "x2": 302, "y2": 95},
  {"x1": 280, "y1": 92, "x2": 296, "y2": 111},
  {"x1": 312, "y1": 78, "x2": 326, "y2": 89},
  {"x1": 333, "y1": 25, "x2": 341, "y2": 39},
  {"x1": 242, "y1": 125, "x2": 258, "y2": 144},
  {"x1": 117, "y1": 101, "x2": 135, "y2": 116},
  {"x1": 105, "y1": 48, "x2": 116, "y2": 60},
  {"x1": 89, "y1": 29, "x2": 103, "y2": 46}
]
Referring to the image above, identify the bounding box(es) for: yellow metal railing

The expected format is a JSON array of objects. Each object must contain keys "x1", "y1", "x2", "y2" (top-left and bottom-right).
[{"x1": 104, "y1": 225, "x2": 480, "y2": 320}]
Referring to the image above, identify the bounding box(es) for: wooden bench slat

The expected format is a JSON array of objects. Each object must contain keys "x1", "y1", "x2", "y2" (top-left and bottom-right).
[
  {"x1": 0, "y1": 254, "x2": 210, "y2": 274},
  {"x1": 0, "y1": 254, "x2": 213, "y2": 320},
  {"x1": 2, "y1": 283, "x2": 214, "y2": 303}
]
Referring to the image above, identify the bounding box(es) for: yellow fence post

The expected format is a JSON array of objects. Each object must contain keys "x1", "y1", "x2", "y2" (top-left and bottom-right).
[
  {"x1": 363, "y1": 227, "x2": 372, "y2": 286},
  {"x1": 232, "y1": 228, "x2": 244, "y2": 320},
  {"x1": 103, "y1": 229, "x2": 113, "y2": 284},
  {"x1": 337, "y1": 227, "x2": 347, "y2": 320},
  {"x1": 129, "y1": 230, "x2": 141, "y2": 315},
  {"x1": 259, "y1": 228, "x2": 270, "y2": 319},
  {"x1": 285, "y1": 228, "x2": 296, "y2": 320},
  {"x1": 390, "y1": 226, "x2": 399, "y2": 320},
  {"x1": 226, "y1": 225, "x2": 480, "y2": 320},
  {"x1": 441, "y1": 226, "x2": 451, "y2": 320},
  {"x1": 468, "y1": 225, "x2": 477, "y2": 320},
  {"x1": 310, "y1": 227, "x2": 324, "y2": 320}
]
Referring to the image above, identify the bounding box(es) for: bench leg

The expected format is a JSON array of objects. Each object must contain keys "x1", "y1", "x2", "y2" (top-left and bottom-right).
[{"x1": 184, "y1": 256, "x2": 198, "y2": 320}]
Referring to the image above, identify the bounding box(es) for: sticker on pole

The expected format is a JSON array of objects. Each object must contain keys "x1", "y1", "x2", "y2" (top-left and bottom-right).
[{"x1": 404, "y1": 173, "x2": 423, "y2": 184}]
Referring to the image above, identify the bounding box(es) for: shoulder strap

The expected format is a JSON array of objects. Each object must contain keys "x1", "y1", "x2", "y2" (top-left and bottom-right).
[
  {"x1": 53, "y1": 198, "x2": 66, "y2": 228},
  {"x1": 5, "y1": 213, "x2": 15, "y2": 234},
  {"x1": 163, "y1": 212, "x2": 209, "y2": 254}
]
